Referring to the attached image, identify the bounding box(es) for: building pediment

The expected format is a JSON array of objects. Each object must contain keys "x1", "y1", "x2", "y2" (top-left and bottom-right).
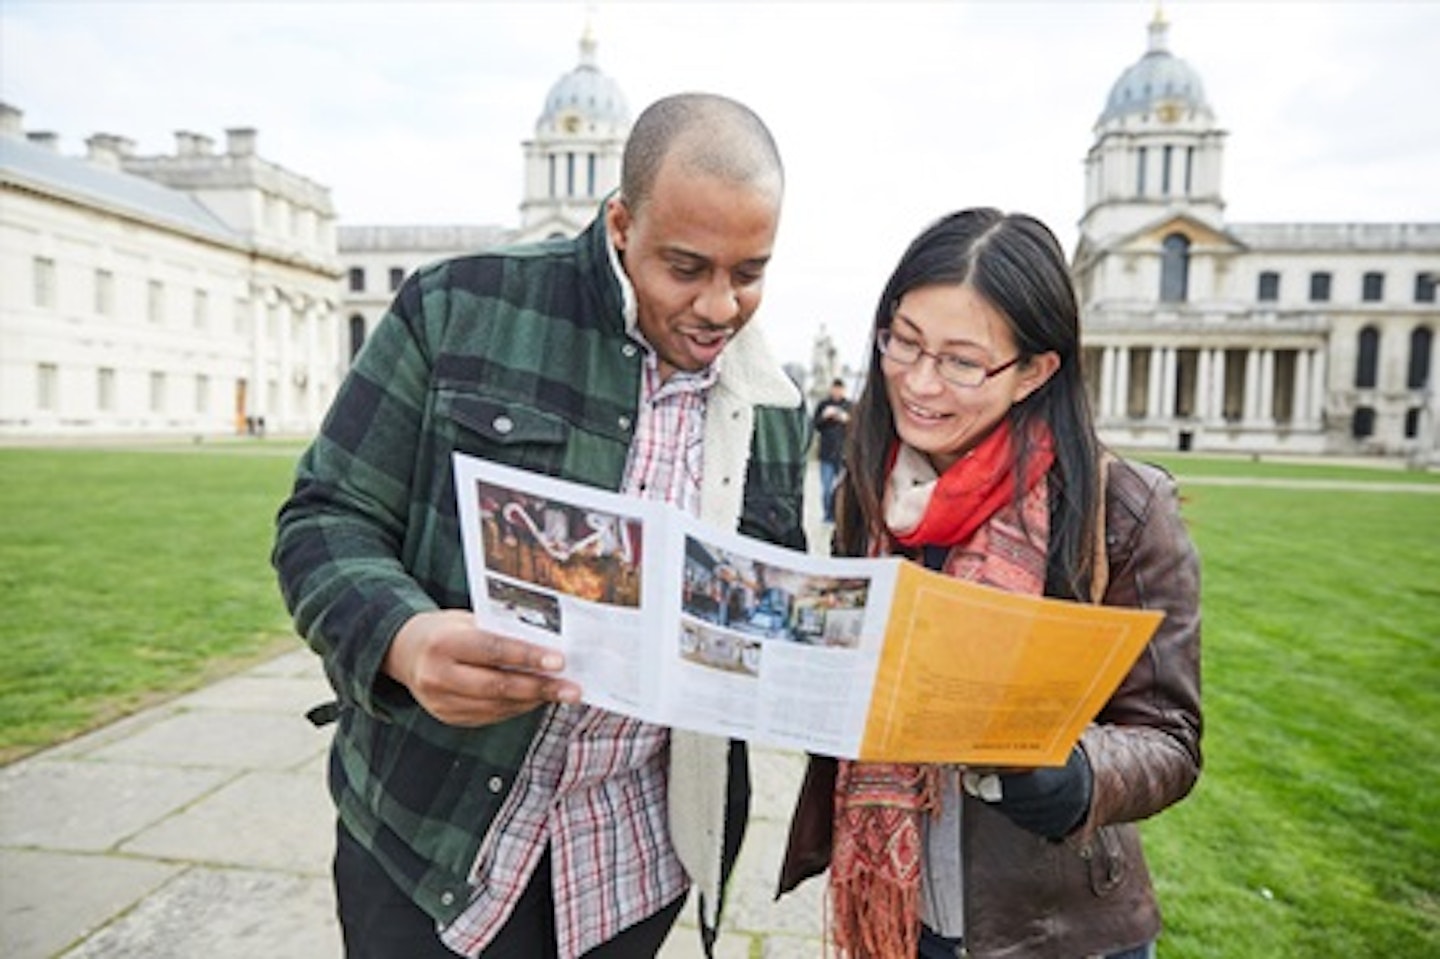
[{"x1": 1116, "y1": 211, "x2": 1246, "y2": 253}]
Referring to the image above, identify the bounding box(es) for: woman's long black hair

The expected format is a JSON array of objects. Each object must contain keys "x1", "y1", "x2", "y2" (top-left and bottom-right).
[{"x1": 835, "y1": 208, "x2": 1103, "y2": 599}]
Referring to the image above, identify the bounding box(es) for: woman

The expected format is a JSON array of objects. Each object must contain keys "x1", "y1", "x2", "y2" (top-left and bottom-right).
[{"x1": 777, "y1": 209, "x2": 1201, "y2": 959}]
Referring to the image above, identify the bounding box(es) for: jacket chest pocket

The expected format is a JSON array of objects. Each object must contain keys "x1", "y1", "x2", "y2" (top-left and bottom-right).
[{"x1": 439, "y1": 390, "x2": 570, "y2": 476}]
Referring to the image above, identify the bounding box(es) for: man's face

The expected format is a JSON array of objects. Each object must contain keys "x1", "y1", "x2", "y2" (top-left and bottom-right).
[{"x1": 606, "y1": 157, "x2": 781, "y2": 379}]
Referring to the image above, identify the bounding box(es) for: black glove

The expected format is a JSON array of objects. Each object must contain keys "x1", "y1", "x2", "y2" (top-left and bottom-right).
[{"x1": 993, "y1": 745, "x2": 1093, "y2": 840}]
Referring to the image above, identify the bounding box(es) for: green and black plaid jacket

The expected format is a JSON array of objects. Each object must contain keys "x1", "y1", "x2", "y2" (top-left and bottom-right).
[{"x1": 273, "y1": 212, "x2": 809, "y2": 926}]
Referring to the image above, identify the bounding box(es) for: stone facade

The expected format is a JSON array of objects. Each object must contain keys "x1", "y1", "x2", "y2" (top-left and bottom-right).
[
  {"x1": 1075, "y1": 15, "x2": 1439, "y2": 462},
  {"x1": 0, "y1": 105, "x2": 341, "y2": 437}
]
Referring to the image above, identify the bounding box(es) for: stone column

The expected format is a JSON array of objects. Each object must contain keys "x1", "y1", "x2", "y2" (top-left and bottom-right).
[
  {"x1": 1310, "y1": 348, "x2": 1328, "y2": 430},
  {"x1": 1099, "y1": 346, "x2": 1117, "y2": 420},
  {"x1": 1161, "y1": 347, "x2": 1178, "y2": 418},
  {"x1": 1257, "y1": 348, "x2": 1276, "y2": 425},
  {"x1": 1293, "y1": 349, "x2": 1312, "y2": 424},
  {"x1": 1147, "y1": 347, "x2": 1165, "y2": 419},
  {"x1": 1239, "y1": 349, "x2": 1257, "y2": 424},
  {"x1": 1113, "y1": 346, "x2": 1131, "y2": 419}
]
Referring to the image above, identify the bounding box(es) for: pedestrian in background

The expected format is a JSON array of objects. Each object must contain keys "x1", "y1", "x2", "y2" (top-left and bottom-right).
[{"x1": 813, "y1": 377, "x2": 852, "y2": 523}]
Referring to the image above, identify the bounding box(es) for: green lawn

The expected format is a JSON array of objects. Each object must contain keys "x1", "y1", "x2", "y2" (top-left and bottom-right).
[
  {"x1": 1144, "y1": 475, "x2": 1440, "y2": 957},
  {"x1": 0, "y1": 446, "x2": 1436, "y2": 954},
  {"x1": 0, "y1": 441, "x2": 306, "y2": 761}
]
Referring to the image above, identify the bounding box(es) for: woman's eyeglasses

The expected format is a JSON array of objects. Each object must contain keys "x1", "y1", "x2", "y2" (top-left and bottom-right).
[{"x1": 875, "y1": 328, "x2": 1020, "y2": 388}]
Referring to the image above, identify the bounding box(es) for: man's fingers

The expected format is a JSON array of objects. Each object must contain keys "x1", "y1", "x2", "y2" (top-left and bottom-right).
[{"x1": 452, "y1": 630, "x2": 566, "y2": 674}]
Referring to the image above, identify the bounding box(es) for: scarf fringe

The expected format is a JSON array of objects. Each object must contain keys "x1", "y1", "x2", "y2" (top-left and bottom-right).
[{"x1": 830, "y1": 868, "x2": 924, "y2": 959}]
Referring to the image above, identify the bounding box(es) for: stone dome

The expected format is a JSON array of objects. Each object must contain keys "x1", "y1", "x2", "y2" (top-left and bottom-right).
[
  {"x1": 538, "y1": 27, "x2": 629, "y2": 131},
  {"x1": 1099, "y1": 14, "x2": 1211, "y2": 124}
]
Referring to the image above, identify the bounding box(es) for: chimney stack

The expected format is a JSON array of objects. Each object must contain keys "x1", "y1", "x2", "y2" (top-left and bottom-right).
[{"x1": 225, "y1": 127, "x2": 257, "y2": 157}]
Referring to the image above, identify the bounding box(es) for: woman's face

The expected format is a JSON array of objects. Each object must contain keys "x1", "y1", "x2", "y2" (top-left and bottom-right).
[{"x1": 881, "y1": 283, "x2": 1058, "y2": 473}]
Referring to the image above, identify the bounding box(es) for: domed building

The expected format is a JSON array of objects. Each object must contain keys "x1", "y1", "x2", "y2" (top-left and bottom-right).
[
  {"x1": 519, "y1": 23, "x2": 630, "y2": 240},
  {"x1": 337, "y1": 25, "x2": 630, "y2": 360},
  {"x1": 1074, "y1": 11, "x2": 1438, "y2": 460}
]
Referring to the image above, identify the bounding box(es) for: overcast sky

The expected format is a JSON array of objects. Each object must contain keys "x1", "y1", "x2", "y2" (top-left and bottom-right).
[{"x1": 4, "y1": 1, "x2": 1437, "y2": 372}]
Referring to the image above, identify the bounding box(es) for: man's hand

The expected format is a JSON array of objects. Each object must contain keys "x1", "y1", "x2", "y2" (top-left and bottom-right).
[{"x1": 383, "y1": 610, "x2": 581, "y2": 727}]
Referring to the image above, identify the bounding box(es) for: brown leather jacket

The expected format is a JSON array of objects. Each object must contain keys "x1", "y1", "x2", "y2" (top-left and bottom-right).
[{"x1": 777, "y1": 458, "x2": 1202, "y2": 958}]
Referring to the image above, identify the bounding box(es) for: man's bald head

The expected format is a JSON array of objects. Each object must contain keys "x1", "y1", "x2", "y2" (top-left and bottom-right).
[{"x1": 620, "y1": 92, "x2": 783, "y2": 215}]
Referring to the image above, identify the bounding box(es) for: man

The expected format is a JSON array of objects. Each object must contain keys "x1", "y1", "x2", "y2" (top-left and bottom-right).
[
  {"x1": 812, "y1": 377, "x2": 851, "y2": 522},
  {"x1": 273, "y1": 93, "x2": 808, "y2": 958}
]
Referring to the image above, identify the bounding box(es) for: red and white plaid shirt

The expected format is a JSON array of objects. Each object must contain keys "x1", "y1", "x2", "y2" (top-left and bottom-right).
[{"x1": 442, "y1": 349, "x2": 715, "y2": 958}]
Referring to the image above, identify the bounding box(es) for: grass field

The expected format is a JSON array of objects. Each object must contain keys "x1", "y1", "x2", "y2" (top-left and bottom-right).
[
  {"x1": 0, "y1": 441, "x2": 305, "y2": 762},
  {"x1": 0, "y1": 443, "x2": 1436, "y2": 955}
]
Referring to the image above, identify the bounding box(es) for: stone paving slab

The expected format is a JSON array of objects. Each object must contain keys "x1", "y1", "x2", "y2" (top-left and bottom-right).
[
  {"x1": 0, "y1": 759, "x2": 233, "y2": 853},
  {"x1": 120, "y1": 768, "x2": 334, "y2": 874},
  {"x1": 82, "y1": 709, "x2": 328, "y2": 771},
  {"x1": 0, "y1": 848, "x2": 182, "y2": 959},
  {"x1": 56, "y1": 866, "x2": 340, "y2": 959}
]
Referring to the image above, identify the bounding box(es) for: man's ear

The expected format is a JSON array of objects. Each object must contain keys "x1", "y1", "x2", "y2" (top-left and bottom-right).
[
  {"x1": 605, "y1": 196, "x2": 631, "y2": 251},
  {"x1": 1014, "y1": 351, "x2": 1061, "y2": 404}
]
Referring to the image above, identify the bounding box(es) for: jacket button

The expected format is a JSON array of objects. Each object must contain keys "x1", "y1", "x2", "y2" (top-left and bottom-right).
[
  {"x1": 440, "y1": 890, "x2": 455, "y2": 906},
  {"x1": 488, "y1": 775, "x2": 505, "y2": 793},
  {"x1": 618, "y1": 416, "x2": 632, "y2": 431},
  {"x1": 622, "y1": 343, "x2": 638, "y2": 358},
  {"x1": 492, "y1": 415, "x2": 514, "y2": 435}
]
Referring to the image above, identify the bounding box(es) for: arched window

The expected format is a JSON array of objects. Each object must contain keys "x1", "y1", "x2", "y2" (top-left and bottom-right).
[
  {"x1": 1355, "y1": 326, "x2": 1380, "y2": 389},
  {"x1": 348, "y1": 314, "x2": 367, "y2": 361},
  {"x1": 1160, "y1": 233, "x2": 1190, "y2": 303},
  {"x1": 1408, "y1": 326, "x2": 1433, "y2": 389}
]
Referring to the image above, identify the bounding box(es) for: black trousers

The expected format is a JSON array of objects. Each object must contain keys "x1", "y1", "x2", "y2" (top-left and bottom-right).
[{"x1": 333, "y1": 822, "x2": 685, "y2": 958}]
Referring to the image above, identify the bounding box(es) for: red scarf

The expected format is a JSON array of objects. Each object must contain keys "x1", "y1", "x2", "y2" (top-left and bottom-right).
[{"x1": 830, "y1": 421, "x2": 1054, "y2": 959}]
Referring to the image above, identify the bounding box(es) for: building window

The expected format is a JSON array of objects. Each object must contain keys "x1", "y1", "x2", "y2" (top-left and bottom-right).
[
  {"x1": 347, "y1": 267, "x2": 365, "y2": 293},
  {"x1": 195, "y1": 374, "x2": 210, "y2": 414},
  {"x1": 566, "y1": 152, "x2": 576, "y2": 197},
  {"x1": 98, "y1": 367, "x2": 116, "y2": 412},
  {"x1": 388, "y1": 267, "x2": 405, "y2": 291},
  {"x1": 234, "y1": 298, "x2": 251, "y2": 337},
  {"x1": 1409, "y1": 326, "x2": 1433, "y2": 390},
  {"x1": 95, "y1": 268, "x2": 114, "y2": 315},
  {"x1": 194, "y1": 289, "x2": 209, "y2": 329},
  {"x1": 1159, "y1": 233, "x2": 1190, "y2": 303},
  {"x1": 148, "y1": 279, "x2": 165, "y2": 323},
  {"x1": 1351, "y1": 406, "x2": 1375, "y2": 439},
  {"x1": 1405, "y1": 407, "x2": 1422, "y2": 439},
  {"x1": 1161, "y1": 145, "x2": 1173, "y2": 195},
  {"x1": 150, "y1": 371, "x2": 167, "y2": 413},
  {"x1": 1361, "y1": 272, "x2": 1384, "y2": 303},
  {"x1": 1184, "y1": 146, "x2": 1195, "y2": 194},
  {"x1": 1418, "y1": 272, "x2": 1438, "y2": 303},
  {"x1": 34, "y1": 256, "x2": 56, "y2": 308},
  {"x1": 1135, "y1": 146, "x2": 1147, "y2": 196},
  {"x1": 348, "y1": 314, "x2": 367, "y2": 360},
  {"x1": 1356, "y1": 326, "x2": 1380, "y2": 389},
  {"x1": 1309, "y1": 272, "x2": 1332, "y2": 302},
  {"x1": 587, "y1": 153, "x2": 597, "y2": 197},
  {"x1": 37, "y1": 363, "x2": 58, "y2": 411},
  {"x1": 1257, "y1": 271, "x2": 1280, "y2": 302},
  {"x1": 548, "y1": 154, "x2": 557, "y2": 198}
]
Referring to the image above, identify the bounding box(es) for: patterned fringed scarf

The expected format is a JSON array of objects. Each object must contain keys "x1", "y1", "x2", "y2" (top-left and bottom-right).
[{"x1": 829, "y1": 421, "x2": 1053, "y2": 959}]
